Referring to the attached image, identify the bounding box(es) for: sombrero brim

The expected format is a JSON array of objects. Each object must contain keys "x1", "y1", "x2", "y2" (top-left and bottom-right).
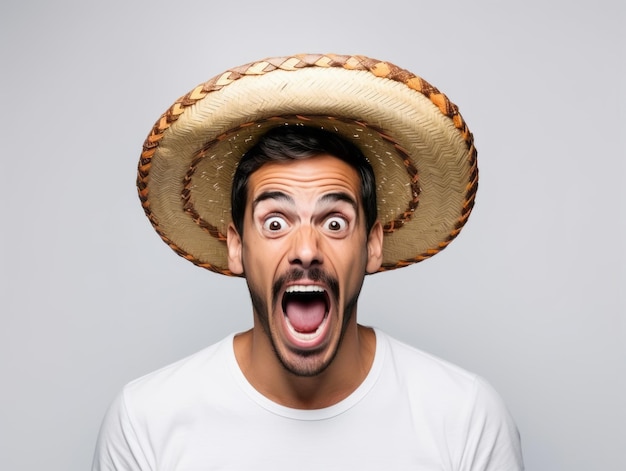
[{"x1": 138, "y1": 54, "x2": 478, "y2": 276}]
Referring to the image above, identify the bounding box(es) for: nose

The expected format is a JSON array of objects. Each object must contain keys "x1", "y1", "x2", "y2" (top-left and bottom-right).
[{"x1": 288, "y1": 224, "x2": 323, "y2": 268}]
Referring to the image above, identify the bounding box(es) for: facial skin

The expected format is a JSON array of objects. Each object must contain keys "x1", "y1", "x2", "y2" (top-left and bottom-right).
[{"x1": 227, "y1": 154, "x2": 383, "y2": 408}]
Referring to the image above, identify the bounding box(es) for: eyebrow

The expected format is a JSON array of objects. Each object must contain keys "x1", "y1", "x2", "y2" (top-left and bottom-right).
[
  {"x1": 319, "y1": 192, "x2": 358, "y2": 211},
  {"x1": 252, "y1": 191, "x2": 293, "y2": 209},
  {"x1": 252, "y1": 191, "x2": 358, "y2": 211}
]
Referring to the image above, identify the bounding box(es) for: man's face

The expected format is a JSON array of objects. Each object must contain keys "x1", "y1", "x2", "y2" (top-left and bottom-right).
[{"x1": 227, "y1": 154, "x2": 382, "y2": 377}]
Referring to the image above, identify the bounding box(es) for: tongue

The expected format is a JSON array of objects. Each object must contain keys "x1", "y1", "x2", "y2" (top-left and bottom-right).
[{"x1": 285, "y1": 298, "x2": 326, "y2": 333}]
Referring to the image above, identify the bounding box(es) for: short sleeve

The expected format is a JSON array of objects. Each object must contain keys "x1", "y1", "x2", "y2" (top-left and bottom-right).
[
  {"x1": 458, "y1": 376, "x2": 524, "y2": 471},
  {"x1": 91, "y1": 391, "x2": 151, "y2": 471}
]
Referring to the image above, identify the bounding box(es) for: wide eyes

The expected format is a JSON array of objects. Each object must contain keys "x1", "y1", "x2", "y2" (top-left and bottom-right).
[
  {"x1": 261, "y1": 215, "x2": 348, "y2": 235},
  {"x1": 263, "y1": 216, "x2": 287, "y2": 232},
  {"x1": 323, "y1": 216, "x2": 347, "y2": 232}
]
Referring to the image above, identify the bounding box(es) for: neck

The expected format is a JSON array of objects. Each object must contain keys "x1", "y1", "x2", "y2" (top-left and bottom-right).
[{"x1": 234, "y1": 323, "x2": 376, "y2": 409}]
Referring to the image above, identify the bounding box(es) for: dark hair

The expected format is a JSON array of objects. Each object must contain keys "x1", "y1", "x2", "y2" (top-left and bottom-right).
[{"x1": 231, "y1": 125, "x2": 377, "y2": 236}]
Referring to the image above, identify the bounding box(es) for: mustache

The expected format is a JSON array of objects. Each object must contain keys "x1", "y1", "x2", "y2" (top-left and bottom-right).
[{"x1": 272, "y1": 268, "x2": 339, "y2": 303}]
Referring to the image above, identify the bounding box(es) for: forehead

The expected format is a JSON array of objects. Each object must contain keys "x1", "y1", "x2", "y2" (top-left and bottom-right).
[{"x1": 247, "y1": 154, "x2": 362, "y2": 200}]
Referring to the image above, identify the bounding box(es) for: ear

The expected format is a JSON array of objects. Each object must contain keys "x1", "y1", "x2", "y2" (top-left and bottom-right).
[
  {"x1": 365, "y1": 220, "x2": 383, "y2": 274},
  {"x1": 227, "y1": 223, "x2": 244, "y2": 275}
]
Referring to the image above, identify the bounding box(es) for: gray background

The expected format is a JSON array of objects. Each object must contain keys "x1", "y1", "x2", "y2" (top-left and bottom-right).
[{"x1": 1, "y1": 1, "x2": 624, "y2": 470}]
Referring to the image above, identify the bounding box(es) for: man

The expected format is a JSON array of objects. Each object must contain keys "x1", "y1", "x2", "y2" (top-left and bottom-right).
[{"x1": 93, "y1": 54, "x2": 523, "y2": 470}]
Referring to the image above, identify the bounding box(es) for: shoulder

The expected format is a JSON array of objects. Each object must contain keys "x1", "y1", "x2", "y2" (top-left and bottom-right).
[
  {"x1": 105, "y1": 334, "x2": 236, "y2": 432},
  {"x1": 92, "y1": 336, "x2": 238, "y2": 470},
  {"x1": 122, "y1": 333, "x2": 231, "y2": 394},
  {"x1": 379, "y1": 330, "x2": 510, "y2": 409},
  {"x1": 379, "y1": 330, "x2": 478, "y2": 390},
  {"x1": 375, "y1": 330, "x2": 524, "y2": 470}
]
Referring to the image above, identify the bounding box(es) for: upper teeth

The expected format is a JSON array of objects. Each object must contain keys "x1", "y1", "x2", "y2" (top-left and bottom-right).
[{"x1": 285, "y1": 285, "x2": 325, "y2": 293}]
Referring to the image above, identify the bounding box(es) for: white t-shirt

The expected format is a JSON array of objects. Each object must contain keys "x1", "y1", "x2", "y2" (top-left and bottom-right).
[{"x1": 92, "y1": 330, "x2": 523, "y2": 470}]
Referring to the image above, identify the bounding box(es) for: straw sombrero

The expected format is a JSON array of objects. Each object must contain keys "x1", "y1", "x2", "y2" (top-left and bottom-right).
[{"x1": 137, "y1": 53, "x2": 478, "y2": 276}]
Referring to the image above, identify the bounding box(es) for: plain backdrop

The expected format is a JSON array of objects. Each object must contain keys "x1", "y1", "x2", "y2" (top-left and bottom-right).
[{"x1": 1, "y1": 1, "x2": 624, "y2": 470}]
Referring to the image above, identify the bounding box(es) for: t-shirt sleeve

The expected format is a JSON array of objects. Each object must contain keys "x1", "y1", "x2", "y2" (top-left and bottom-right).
[
  {"x1": 91, "y1": 390, "x2": 151, "y2": 471},
  {"x1": 459, "y1": 376, "x2": 525, "y2": 471}
]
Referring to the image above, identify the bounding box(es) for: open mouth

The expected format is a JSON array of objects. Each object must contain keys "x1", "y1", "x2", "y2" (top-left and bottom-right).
[{"x1": 282, "y1": 285, "x2": 330, "y2": 340}]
